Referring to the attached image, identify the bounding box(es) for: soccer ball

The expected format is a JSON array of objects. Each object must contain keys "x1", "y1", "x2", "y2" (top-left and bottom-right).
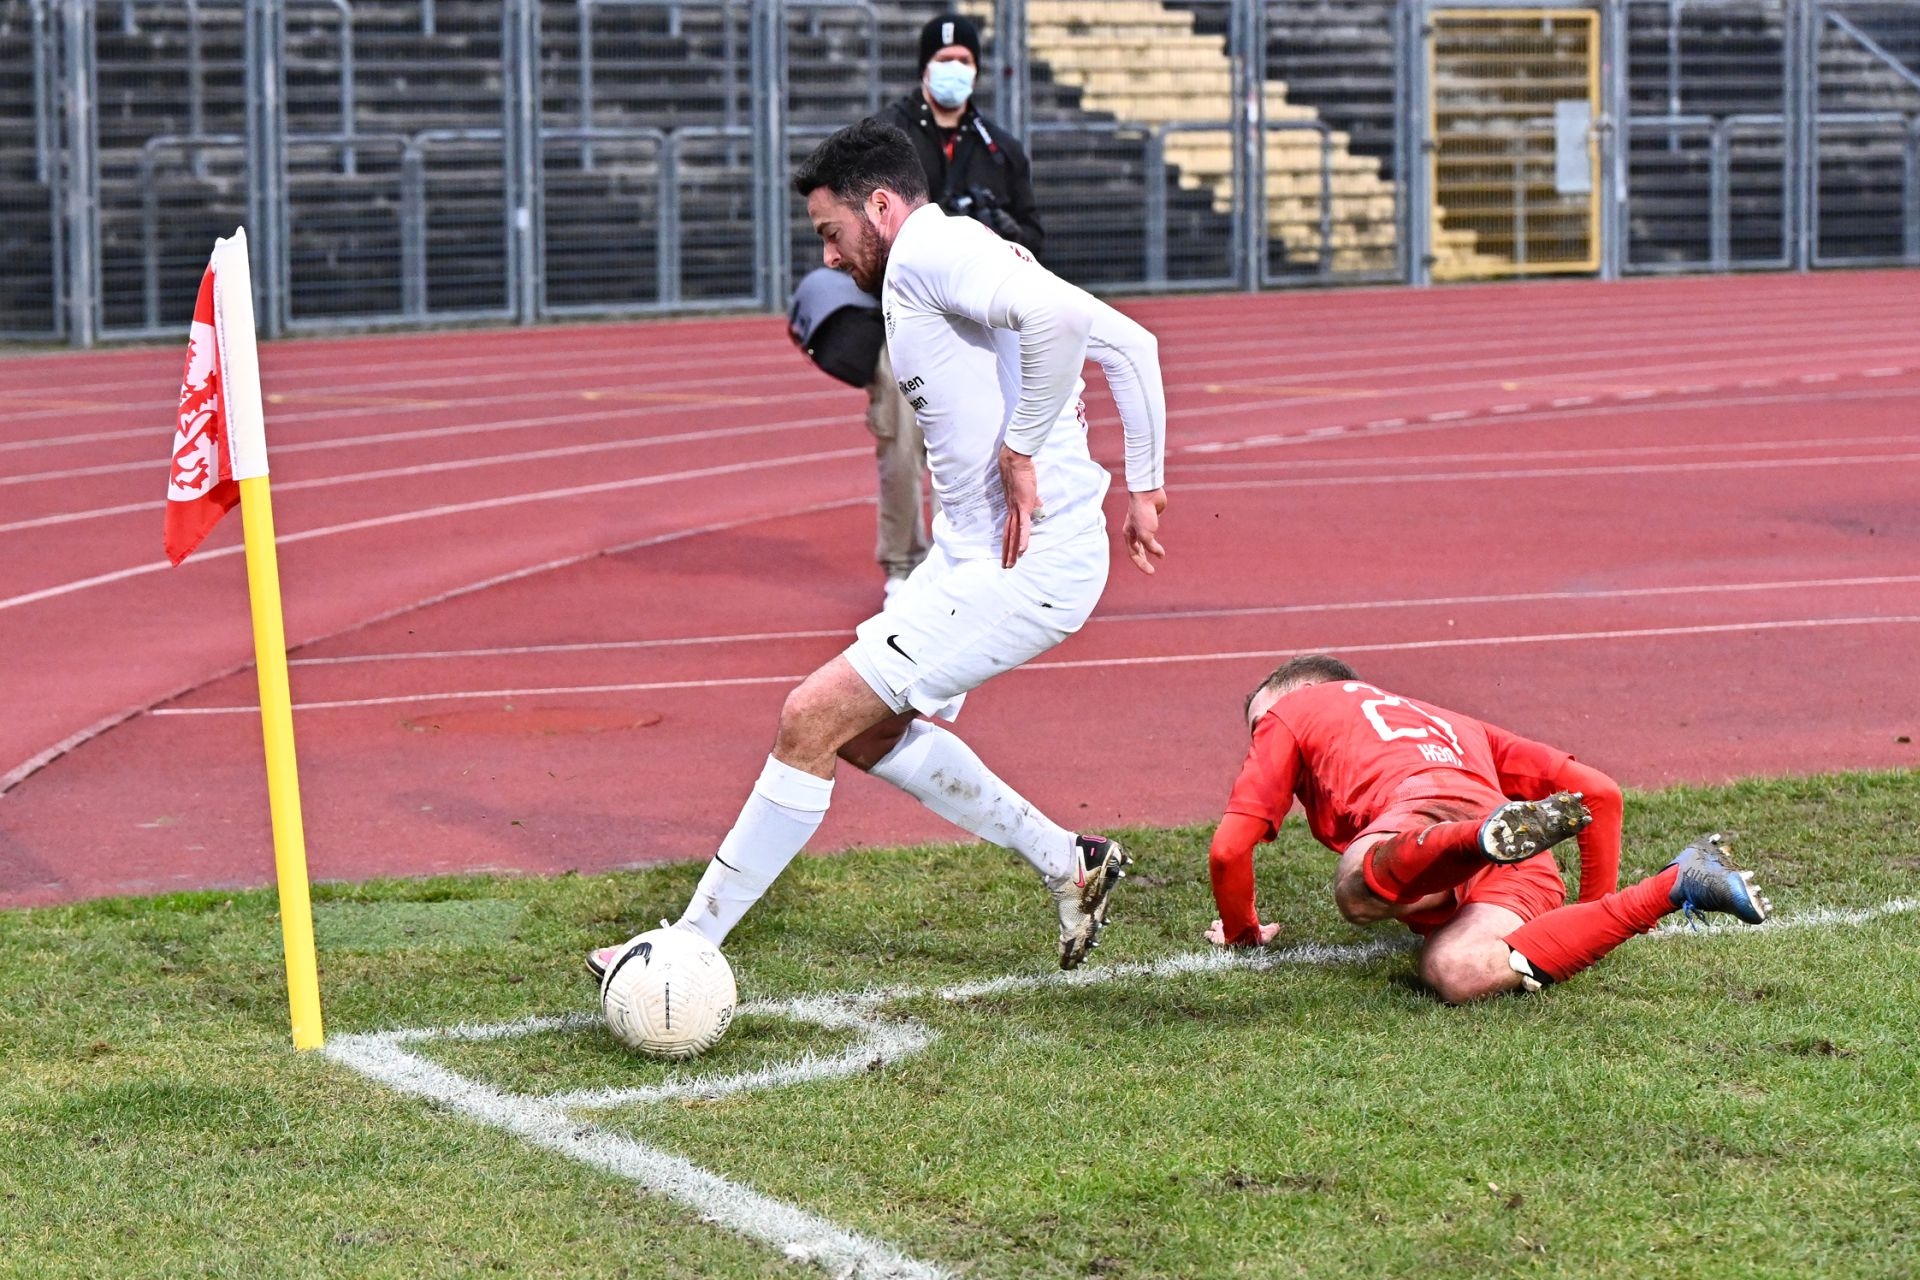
[{"x1": 599, "y1": 925, "x2": 737, "y2": 1059}]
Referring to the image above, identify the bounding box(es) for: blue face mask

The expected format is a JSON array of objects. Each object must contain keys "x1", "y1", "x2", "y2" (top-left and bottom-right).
[{"x1": 926, "y1": 61, "x2": 976, "y2": 110}]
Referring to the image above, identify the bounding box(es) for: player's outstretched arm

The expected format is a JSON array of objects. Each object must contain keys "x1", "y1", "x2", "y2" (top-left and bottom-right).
[
  {"x1": 1555, "y1": 759, "x2": 1623, "y2": 901},
  {"x1": 1207, "y1": 811, "x2": 1281, "y2": 947}
]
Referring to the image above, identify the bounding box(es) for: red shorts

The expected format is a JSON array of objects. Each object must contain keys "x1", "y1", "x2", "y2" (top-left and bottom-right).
[{"x1": 1355, "y1": 795, "x2": 1568, "y2": 937}]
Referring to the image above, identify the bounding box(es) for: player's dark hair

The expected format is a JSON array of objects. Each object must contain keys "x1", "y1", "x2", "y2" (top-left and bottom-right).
[
  {"x1": 1243, "y1": 654, "x2": 1359, "y2": 723},
  {"x1": 792, "y1": 119, "x2": 930, "y2": 206}
]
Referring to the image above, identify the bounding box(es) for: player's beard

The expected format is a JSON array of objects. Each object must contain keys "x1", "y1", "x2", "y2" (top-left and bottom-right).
[{"x1": 846, "y1": 214, "x2": 890, "y2": 295}]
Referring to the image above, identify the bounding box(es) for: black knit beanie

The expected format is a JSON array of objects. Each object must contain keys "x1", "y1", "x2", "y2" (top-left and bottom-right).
[{"x1": 918, "y1": 14, "x2": 982, "y2": 69}]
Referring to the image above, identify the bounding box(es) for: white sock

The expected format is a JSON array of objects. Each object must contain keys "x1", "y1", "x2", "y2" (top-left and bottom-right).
[
  {"x1": 867, "y1": 720, "x2": 1076, "y2": 880},
  {"x1": 677, "y1": 756, "x2": 833, "y2": 946}
]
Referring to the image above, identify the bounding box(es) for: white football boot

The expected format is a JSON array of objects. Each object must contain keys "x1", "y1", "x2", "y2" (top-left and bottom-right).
[{"x1": 1047, "y1": 835, "x2": 1132, "y2": 970}]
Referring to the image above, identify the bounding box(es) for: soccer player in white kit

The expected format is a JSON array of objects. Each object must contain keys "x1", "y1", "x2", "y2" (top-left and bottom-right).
[{"x1": 590, "y1": 119, "x2": 1168, "y2": 972}]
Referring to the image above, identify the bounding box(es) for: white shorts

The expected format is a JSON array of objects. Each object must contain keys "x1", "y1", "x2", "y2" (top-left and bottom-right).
[{"x1": 845, "y1": 521, "x2": 1111, "y2": 721}]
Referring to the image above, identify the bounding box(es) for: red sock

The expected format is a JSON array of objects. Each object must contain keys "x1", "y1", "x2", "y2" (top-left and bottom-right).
[
  {"x1": 1503, "y1": 865, "x2": 1681, "y2": 983},
  {"x1": 1362, "y1": 818, "x2": 1489, "y2": 904}
]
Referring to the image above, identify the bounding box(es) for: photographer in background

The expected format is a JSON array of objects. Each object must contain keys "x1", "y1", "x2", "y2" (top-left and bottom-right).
[{"x1": 878, "y1": 13, "x2": 1043, "y2": 255}]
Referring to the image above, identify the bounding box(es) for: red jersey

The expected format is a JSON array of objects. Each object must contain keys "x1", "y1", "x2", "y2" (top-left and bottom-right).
[{"x1": 1211, "y1": 680, "x2": 1622, "y2": 945}]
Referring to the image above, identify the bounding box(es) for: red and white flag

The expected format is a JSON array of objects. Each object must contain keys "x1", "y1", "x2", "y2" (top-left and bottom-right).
[{"x1": 164, "y1": 262, "x2": 240, "y2": 565}]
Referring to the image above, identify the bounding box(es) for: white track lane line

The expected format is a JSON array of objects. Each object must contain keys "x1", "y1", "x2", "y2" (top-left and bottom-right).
[
  {"x1": 327, "y1": 898, "x2": 1918, "y2": 1279},
  {"x1": 149, "y1": 613, "x2": 1920, "y2": 716},
  {"x1": 1186, "y1": 384, "x2": 1920, "y2": 454},
  {"x1": 9, "y1": 327, "x2": 1917, "y2": 502},
  {"x1": 0, "y1": 416, "x2": 857, "y2": 535},
  {"x1": 22, "y1": 316, "x2": 1912, "y2": 460},
  {"x1": 5, "y1": 307, "x2": 1914, "y2": 452},
  {"x1": 0, "y1": 411, "x2": 853, "y2": 492},
  {"x1": 0, "y1": 378, "x2": 846, "y2": 452},
  {"x1": 1169, "y1": 333, "x2": 1920, "y2": 399},
  {"x1": 283, "y1": 573, "x2": 1920, "y2": 668},
  {"x1": 13, "y1": 380, "x2": 1920, "y2": 538},
  {"x1": 0, "y1": 446, "x2": 868, "y2": 615},
  {"x1": 1168, "y1": 431, "x2": 1920, "y2": 473},
  {"x1": 9, "y1": 291, "x2": 1908, "y2": 413},
  {"x1": 1175, "y1": 450, "x2": 1920, "y2": 493},
  {"x1": 22, "y1": 371, "x2": 1910, "y2": 540},
  {"x1": 291, "y1": 628, "x2": 851, "y2": 666},
  {"x1": 0, "y1": 496, "x2": 871, "y2": 796}
]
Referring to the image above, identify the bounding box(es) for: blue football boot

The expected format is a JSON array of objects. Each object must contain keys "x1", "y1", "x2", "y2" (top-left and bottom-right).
[{"x1": 1669, "y1": 833, "x2": 1772, "y2": 925}]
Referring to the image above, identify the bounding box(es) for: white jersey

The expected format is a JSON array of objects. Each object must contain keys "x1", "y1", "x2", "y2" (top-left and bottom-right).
[{"x1": 881, "y1": 204, "x2": 1164, "y2": 561}]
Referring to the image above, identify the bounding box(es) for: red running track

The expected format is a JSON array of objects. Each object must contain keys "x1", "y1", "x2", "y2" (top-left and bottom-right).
[{"x1": 2, "y1": 272, "x2": 1917, "y2": 906}]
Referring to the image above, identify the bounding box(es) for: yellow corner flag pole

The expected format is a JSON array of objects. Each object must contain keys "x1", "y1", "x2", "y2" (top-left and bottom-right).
[{"x1": 215, "y1": 229, "x2": 324, "y2": 1051}]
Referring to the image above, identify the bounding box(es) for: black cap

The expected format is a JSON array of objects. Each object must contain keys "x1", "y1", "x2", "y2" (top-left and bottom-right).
[{"x1": 918, "y1": 14, "x2": 981, "y2": 69}]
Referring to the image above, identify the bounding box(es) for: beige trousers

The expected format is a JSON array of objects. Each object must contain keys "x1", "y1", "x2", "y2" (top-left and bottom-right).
[{"x1": 865, "y1": 344, "x2": 931, "y2": 579}]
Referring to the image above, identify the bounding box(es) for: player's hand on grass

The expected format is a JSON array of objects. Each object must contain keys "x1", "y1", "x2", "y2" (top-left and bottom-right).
[
  {"x1": 998, "y1": 444, "x2": 1040, "y2": 568},
  {"x1": 1205, "y1": 918, "x2": 1282, "y2": 948},
  {"x1": 1124, "y1": 488, "x2": 1168, "y2": 575}
]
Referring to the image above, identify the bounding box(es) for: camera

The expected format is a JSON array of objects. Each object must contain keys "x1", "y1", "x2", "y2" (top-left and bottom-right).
[
  {"x1": 944, "y1": 185, "x2": 1021, "y2": 241},
  {"x1": 943, "y1": 185, "x2": 1001, "y2": 222}
]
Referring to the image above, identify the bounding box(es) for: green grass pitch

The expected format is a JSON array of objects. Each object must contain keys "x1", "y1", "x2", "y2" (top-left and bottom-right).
[{"x1": 4, "y1": 770, "x2": 1918, "y2": 1278}]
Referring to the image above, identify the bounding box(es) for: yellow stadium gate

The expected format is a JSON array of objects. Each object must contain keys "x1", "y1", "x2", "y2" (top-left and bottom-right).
[{"x1": 1427, "y1": 8, "x2": 1603, "y2": 280}]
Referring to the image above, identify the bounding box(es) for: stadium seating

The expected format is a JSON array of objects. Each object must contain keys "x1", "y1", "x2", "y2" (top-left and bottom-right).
[
  {"x1": 1026, "y1": 0, "x2": 1404, "y2": 274},
  {"x1": 1627, "y1": 0, "x2": 1920, "y2": 267},
  {"x1": 59, "y1": 0, "x2": 1252, "y2": 321},
  {"x1": 0, "y1": 10, "x2": 55, "y2": 335},
  {"x1": 5, "y1": 0, "x2": 1917, "y2": 333}
]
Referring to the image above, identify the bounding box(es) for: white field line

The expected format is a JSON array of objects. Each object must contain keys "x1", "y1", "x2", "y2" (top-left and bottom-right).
[
  {"x1": 323, "y1": 1030, "x2": 950, "y2": 1280},
  {"x1": 0, "y1": 446, "x2": 868, "y2": 615},
  {"x1": 282, "y1": 572, "x2": 1920, "y2": 669},
  {"x1": 546, "y1": 995, "x2": 935, "y2": 1109},
  {"x1": 150, "y1": 613, "x2": 1920, "y2": 716},
  {"x1": 1654, "y1": 897, "x2": 1920, "y2": 937},
  {"x1": 326, "y1": 899, "x2": 1917, "y2": 1279}
]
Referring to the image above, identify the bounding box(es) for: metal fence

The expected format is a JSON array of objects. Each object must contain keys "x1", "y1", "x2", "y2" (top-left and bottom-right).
[{"x1": 5, "y1": 0, "x2": 1918, "y2": 344}]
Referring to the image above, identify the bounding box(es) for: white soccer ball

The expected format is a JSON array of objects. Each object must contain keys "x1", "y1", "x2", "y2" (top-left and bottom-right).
[{"x1": 599, "y1": 925, "x2": 737, "y2": 1059}]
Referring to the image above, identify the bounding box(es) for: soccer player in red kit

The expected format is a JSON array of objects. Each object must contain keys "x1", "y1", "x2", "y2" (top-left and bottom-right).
[{"x1": 1205, "y1": 654, "x2": 1772, "y2": 1001}]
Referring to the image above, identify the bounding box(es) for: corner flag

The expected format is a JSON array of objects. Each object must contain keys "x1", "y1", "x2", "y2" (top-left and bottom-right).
[
  {"x1": 164, "y1": 265, "x2": 240, "y2": 564},
  {"x1": 165, "y1": 229, "x2": 325, "y2": 1051}
]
